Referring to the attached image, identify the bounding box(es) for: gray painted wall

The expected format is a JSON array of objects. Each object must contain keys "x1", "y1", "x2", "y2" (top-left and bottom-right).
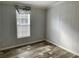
[
  {"x1": 47, "y1": 2, "x2": 79, "y2": 55},
  {"x1": 0, "y1": 4, "x2": 45, "y2": 50}
]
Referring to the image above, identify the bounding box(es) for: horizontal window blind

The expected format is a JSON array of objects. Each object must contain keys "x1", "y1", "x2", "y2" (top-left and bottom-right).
[{"x1": 15, "y1": 5, "x2": 31, "y2": 38}]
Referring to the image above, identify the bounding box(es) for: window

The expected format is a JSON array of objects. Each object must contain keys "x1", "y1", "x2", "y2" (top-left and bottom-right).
[{"x1": 16, "y1": 9, "x2": 30, "y2": 38}]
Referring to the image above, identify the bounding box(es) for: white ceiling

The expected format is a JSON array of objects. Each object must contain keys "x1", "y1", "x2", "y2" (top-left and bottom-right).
[
  {"x1": 0, "y1": 1, "x2": 58, "y2": 9},
  {"x1": 17, "y1": 1, "x2": 57, "y2": 8}
]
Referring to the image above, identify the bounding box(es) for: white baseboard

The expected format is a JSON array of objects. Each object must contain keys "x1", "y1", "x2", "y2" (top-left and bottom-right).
[
  {"x1": 0, "y1": 39, "x2": 45, "y2": 51},
  {"x1": 46, "y1": 39, "x2": 79, "y2": 56}
]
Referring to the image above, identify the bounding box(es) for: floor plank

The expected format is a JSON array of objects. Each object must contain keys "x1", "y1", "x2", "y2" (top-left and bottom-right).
[{"x1": 0, "y1": 41, "x2": 79, "y2": 58}]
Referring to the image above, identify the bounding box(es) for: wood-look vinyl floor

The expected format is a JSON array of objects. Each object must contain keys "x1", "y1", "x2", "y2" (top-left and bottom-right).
[{"x1": 0, "y1": 41, "x2": 79, "y2": 58}]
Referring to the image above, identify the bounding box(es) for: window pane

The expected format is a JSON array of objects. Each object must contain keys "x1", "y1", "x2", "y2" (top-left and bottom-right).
[{"x1": 16, "y1": 9, "x2": 30, "y2": 38}]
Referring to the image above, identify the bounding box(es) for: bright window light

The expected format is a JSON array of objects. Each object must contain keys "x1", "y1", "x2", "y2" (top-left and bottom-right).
[{"x1": 16, "y1": 9, "x2": 30, "y2": 38}]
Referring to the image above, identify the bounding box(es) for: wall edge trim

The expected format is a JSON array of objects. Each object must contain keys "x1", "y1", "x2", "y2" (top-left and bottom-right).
[
  {"x1": 0, "y1": 39, "x2": 45, "y2": 51},
  {"x1": 46, "y1": 39, "x2": 79, "y2": 56}
]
